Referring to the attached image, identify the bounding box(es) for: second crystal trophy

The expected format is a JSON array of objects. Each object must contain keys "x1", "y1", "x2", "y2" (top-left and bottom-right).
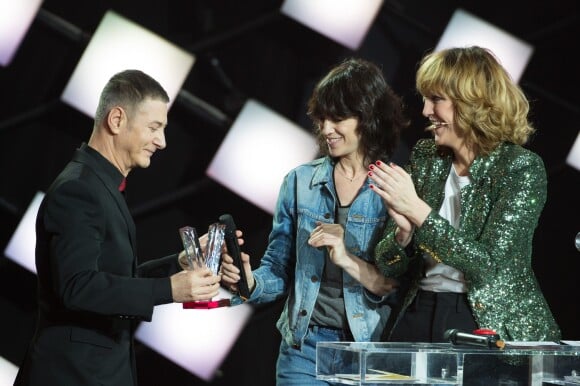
[{"x1": 205, "y1": 222, "x2": 225, "y2": 275}]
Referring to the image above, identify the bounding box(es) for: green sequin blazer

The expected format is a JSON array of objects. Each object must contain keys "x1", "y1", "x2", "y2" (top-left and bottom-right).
[{"x1": 375, "y1": 139, "x2": 561, "y2": 341}]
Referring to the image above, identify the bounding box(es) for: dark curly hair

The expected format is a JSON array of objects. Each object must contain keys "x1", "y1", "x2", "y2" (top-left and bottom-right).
[{"x1": 307, "y1": 58, "x2": 408, "y2": 164}]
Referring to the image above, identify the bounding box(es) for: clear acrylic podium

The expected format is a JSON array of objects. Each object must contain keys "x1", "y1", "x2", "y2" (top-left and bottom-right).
[{"x1": 316, "y1": 342, "x2": 580, "y2": 385}]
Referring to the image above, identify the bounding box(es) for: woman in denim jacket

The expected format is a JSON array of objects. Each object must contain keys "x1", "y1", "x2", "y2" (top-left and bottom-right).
[{"x1": 221, "y1": 57, "x2": 408, "y2": 385}]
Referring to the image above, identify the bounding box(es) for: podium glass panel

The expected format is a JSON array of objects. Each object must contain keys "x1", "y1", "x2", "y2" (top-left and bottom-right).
[{"x1": 316, "y1": 342, "x2": 580, "y2": 385}]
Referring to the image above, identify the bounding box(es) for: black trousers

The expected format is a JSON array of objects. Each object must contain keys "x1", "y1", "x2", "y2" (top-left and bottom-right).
[
  {"x1": 389, "y1": 290, "x2": 478, "y2": 343},
  {"x1": 388, "y1": 290, "x2": 528, "y2": 385}
]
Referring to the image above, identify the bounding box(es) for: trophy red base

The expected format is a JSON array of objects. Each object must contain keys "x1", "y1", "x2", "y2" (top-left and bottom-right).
[{"x1": 182, "y1": 298, "x2": 231, "y2": 309}]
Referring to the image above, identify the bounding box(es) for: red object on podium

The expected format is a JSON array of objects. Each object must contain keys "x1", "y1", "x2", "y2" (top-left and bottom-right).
[
  {"x1": 472, "y1": 328, "x2": 505, "y2": 349},
  {"x1": 473, "y1": 328, "x2": 498, "y2": 336},
  {"x1": 182, "y1": 299, "x2": 231, "y2": 309}
]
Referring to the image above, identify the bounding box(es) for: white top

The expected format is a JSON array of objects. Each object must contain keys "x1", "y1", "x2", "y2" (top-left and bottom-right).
[{"x1": 419, "y1": 164, "x2": 470, "y2": 293}]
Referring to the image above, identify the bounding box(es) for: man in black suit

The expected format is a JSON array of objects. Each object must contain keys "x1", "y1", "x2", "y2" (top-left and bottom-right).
[{"x1": 14, "y1": 69, "x2": 222, "y2": 386}]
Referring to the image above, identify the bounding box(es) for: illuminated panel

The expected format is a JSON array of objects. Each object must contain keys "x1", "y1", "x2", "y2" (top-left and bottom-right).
[
  {"x1": 281, "y1": 0, "x2": 383, "y2": 50},
  {"x1": 435, "y1": 8, "x2": 533, "y2": 83},
  {"x1": 61, "y1": 10, "x2": 194, "y2": 118},
  {"x1": 0, "y1": 0, "x2": 43, "y2": 66},
  {"x1": 135, "y1": 289, "x2": 252, "y2": 381},
  {"x1": 206, "y1": 99, "x2": 319, "y2": 214},
  {"x1": 566, "y1": 131, "x2": 580, "y2": 171},
  {"x1": 0, "y1": 356, "x2": 18, "y2": 385},
  {"x1": 4, "y1": 191, "x2": 44, "y2": 273}
]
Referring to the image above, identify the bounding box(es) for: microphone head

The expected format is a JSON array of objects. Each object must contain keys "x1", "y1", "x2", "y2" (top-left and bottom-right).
[
  {"x1": 443, "y1": 329, "x2": 458, "y2": 342},
  {"x1": 218, "y1": 214, "x2": 236, "y2": 234}
]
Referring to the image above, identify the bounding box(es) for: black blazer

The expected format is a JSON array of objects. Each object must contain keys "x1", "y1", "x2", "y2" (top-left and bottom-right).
[{"x1": 15, "y1": 143, "x2": 180, "y2": 386}]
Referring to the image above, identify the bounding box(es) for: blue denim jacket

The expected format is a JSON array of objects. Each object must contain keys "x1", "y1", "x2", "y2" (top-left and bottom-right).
[{"x1": 239, "y1": 156, "x2": 391, "y2": 348}]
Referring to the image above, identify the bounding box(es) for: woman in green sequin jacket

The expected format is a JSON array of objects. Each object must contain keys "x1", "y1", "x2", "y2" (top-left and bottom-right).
[{"x1": 367, "y1": 46, "x2": 561, "y2": 342}]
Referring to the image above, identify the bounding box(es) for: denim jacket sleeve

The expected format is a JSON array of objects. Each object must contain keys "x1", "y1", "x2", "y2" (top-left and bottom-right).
[{"x1": 248, "y1": 172, "x2": 297, "y2": 303}]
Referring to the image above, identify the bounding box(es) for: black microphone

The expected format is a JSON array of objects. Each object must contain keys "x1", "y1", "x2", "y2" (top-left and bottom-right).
[
  {"x1": 218, "y1": 214, "x2": 250, "y2": 300},
  {"x1": 444, "y1": 329, "x2": 505, "y2": 349}
]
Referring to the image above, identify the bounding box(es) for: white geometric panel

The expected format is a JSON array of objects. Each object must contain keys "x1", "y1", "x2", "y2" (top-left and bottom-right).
[
  {"x1": 0, "y1": 0, "x2": 44, "y2": 66},
  {"x1": 435, "y1": 8, "x2": 533, "y2": 83},
  {"x1": 4, "y1": 191, "x2": 44, "y2": 274},
  {"x1": 206, "y1": 99, "x2": 319, "y2": 214},
  {"x1": 61, "y1": 10, "x2": 195, "y2": 118},
  {"x1": 566, "y1": 131, "x2": 580, "y2": 171},
  {"x1": 281, "y1": 0, "x2": 383, "y2": 50},
  {"x1": 0, "y1": 356, "x2": 18, "y2": 385},
  {"x1": 135, "y1": 288, "x2": 252, "y2": 381}
]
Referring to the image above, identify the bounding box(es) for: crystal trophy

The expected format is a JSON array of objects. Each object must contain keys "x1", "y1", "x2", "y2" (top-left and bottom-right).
[
  {"x1": 178, "y1": 223, "x2": 230, "y2": 309},
  {"x1": 178, "y1": 226, "x2": 204, "y2": 270}
]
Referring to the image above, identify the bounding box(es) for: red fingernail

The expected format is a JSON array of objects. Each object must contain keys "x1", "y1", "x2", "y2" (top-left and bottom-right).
[
  {"x1": 368, "y1": 171, "x2": 373, "y2": 177},
  {"x1": 376, "y1": 160, "x2": 382, "y2": 166},
  {"x1": 369, "y1": 164, "x2": 375, "y2": 170}
]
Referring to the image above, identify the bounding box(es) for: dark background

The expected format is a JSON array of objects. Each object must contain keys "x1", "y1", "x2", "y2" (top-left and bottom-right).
[{"x1": 1, "y1": 1, "x2": 579, "y2": 385}]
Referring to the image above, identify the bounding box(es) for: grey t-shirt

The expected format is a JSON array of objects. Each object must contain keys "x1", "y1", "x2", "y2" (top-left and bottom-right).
[{"x1": 309, "y1": 205, "x2": 348, "y2": 329}]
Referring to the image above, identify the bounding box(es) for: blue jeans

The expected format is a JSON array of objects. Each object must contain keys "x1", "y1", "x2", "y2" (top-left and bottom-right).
[{"x1": 276, "y1": 326, "x2": 352, "y2": 386}]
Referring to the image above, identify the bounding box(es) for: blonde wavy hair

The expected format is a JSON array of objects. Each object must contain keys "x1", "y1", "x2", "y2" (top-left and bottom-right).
[{"x1": 416, "y1": 46, "x2": 534, "y2": 155}]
